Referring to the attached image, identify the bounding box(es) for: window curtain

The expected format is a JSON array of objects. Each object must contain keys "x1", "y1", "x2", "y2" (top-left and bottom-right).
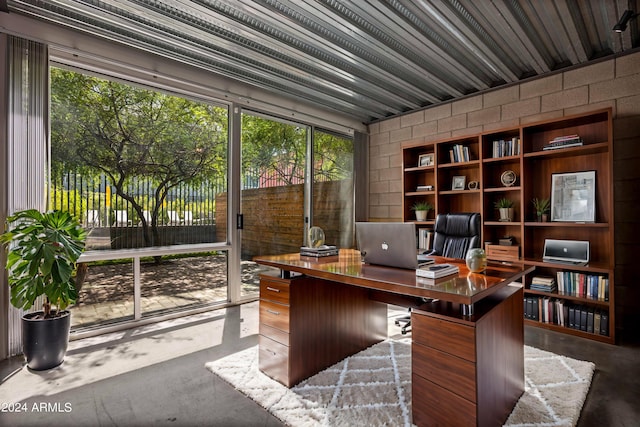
[{"x1": 4, "y1": 35, "x2": 48, "y2": 356}]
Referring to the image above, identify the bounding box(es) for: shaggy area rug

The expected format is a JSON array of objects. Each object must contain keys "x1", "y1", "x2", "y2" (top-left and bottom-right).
[{"x1": 206, "y1": 339, "x2": 594, "y2": 427}]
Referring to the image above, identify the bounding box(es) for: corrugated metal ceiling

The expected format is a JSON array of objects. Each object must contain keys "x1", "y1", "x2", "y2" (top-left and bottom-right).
[{"x1": 5, "y1": 0, "x2": 640, "y2": 124}]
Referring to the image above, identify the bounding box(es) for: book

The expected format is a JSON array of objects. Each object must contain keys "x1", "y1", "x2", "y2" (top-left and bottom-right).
[
  {"x1": 416, "y1": 263, "x2": 459, "y2": 279},
  {"x1": 300, "y1": 245, "x2": 339, "y2": 257}
]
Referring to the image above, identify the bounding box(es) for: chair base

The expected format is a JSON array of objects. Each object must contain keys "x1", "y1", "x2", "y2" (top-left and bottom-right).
[{"x1": 395, "y1": 315, "x2": 411, "y2": 334}]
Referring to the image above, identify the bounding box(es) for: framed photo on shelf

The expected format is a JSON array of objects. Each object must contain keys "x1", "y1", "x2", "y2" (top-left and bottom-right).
[
  {"x1": 418, "y1": 153, "x2": 434, "y2": 167},
  {"x1": 551, "y1": 170, "x2": 596, "y2": 222},
  {"x1": 452, "y1": 175, "x2": 466, "y2": 190}
]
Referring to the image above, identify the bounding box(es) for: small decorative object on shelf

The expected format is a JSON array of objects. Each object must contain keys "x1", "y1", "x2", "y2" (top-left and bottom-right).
[
  {"x1": 532, "y1": 197, "x2": 550, "y2": 222},
  {"x1": 500, "y1": 170, "x2": 517, "y2": 187},
  {"x1": 452, "y1": 175, "x2": 466, "y2": 190},
  {"x1": 418, "y1": 153, "x2": 434, "y2": 167},
  {"x1": 494, "y1": 197, "x2": 514, "y2": 222},
  {"x1": 467, "y1": 181, "x2": 479, "y2": 190},
  {"x1": 465, "y1": 248, "x2": 487, "y2": 273},
  {"x1": 307, "y1": 226, "x2": 325, "y2": 248}
]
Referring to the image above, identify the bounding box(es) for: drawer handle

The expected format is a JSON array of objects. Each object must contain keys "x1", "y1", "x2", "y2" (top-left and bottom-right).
[
  {"x1": 266, "y1": 309, "x2": 280, "y2": 316},
  {"x1": 266, "y1": 286, "x2": 280, "y2": 293}
]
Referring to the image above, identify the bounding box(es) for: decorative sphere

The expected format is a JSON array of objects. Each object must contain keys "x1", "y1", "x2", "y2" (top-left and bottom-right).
[
  {"x1": 308, "y1": 226, "x2": 325, "y2": 248},
  {"x1": 465, "y1": 248, "x2": 487, "y2": 273}
]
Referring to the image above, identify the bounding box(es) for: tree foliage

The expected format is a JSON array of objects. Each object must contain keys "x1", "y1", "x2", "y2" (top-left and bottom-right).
[{"x1": 50, "y1": 67, "x2": 228, "y2": 246}]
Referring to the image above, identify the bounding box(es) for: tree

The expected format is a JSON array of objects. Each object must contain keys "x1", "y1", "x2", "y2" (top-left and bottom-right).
[
  {"x1": 50, "y1": 67, "x2": 228, "y2": 248},
  {"x1": 241, "y1": 114, "x2": 307, "y2": 186}
]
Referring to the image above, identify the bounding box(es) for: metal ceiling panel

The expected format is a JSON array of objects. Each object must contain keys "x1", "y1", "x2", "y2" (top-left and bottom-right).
[{"x1": 4, "y1": 0, "x2": 639, "y2": 124}]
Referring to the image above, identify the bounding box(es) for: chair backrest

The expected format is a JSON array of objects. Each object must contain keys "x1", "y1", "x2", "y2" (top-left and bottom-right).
[{"x1": 431, "y1": 213, "x2": 481, "y2": 259}]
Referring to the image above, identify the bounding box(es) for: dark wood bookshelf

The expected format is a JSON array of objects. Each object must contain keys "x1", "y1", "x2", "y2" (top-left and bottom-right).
[{"x1": 401, "y1": 107, "x2": 615, "y2": 343}]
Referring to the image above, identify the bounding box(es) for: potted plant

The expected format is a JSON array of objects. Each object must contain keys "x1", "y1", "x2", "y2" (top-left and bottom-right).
[
  {"x1": 0, "y1": 209, "x2": 87, "y2": 370},
  {"x1": 494, "y1": 198, "x2": 514, "y2": 222},
  {"x1": 532, "y1": 198, "x2": 551, "y2": 222},
  {"x1": 411, "y1": 201, "x2": 433, "y2": 222}
]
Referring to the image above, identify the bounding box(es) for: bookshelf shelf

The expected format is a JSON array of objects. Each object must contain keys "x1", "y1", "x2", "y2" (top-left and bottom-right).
[{"x1": 401, "y1": 108, "x2": 615, "y2": 344}]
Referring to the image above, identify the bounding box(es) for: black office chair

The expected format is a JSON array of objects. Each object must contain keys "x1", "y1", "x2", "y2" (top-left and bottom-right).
[{"x1": 395, "y1": 213, "x2": 482, "y2": 334}]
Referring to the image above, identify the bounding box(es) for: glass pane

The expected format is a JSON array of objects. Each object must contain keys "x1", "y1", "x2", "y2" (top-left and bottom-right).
[
  {"x1": 70, "y1": 260, "x2": 135, "y2": 330},
  {"x1": 313, "y1": 130, "x2": 355, "y2": 249},
  {"x1": 140, "y1": 252, "x2": 228, "y2": 317},
  {"x1": 49, "y1": 66, "x2": 228, "y2": 250},
  {"x1": 240, "y1": 114, "x2": 308, "y2": 297}
]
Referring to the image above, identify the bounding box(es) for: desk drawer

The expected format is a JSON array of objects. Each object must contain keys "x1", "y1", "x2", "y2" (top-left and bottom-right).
[
  {"x1": 413, "y1": 342, "x2": 476, "y2": 403},
  {"x1": 259, "y1": 335, "x2": 290, "y2": 386},
  {"x1": 260, "y1": 300, "x2": 290, "y2": 333},
  {"x1": 412, "y1": 313, "x2": 475, "y2": 362},
  {"x1": 260, "y1": 278, "x2": 291, "y2": 305},
  {"x1": 260, "y1": 323, "x2": 290, "y2": 346},
  {"x1": 413, "y1": 373, "x2": 476, "y2": 427}
]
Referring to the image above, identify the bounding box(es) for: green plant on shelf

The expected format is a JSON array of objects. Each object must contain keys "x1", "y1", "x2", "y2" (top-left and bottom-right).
[
  {"x1": 494, "y1": 198, "x2": 514, "y2": 209},
  {"x1": 532, "y1": 198, "x2": 550, "y2": 221},
  {"x1": 411, "y1": 201, "x2": 433, "y2": 212}
]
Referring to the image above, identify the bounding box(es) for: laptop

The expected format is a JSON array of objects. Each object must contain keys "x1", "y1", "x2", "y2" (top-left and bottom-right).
[
  {"x1": 355, "y1": 222, "x2": 432, "y2": 270},
  {"x1": 543, "y1": 239, "x2": 590, "y2": 265}
]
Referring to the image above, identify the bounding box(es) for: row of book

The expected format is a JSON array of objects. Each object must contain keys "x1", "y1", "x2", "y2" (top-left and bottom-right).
[
  {"x1": 543, "y1": 134, "x2": 583, "y2": 150},
  {"x1": 448, "y1": 144, "x2": 471, "y2": 163},
  {"x1": 524, "y1": 296, "x2": 609, "y2": 336},
  {"x1": 491, "y1": 137, "x2": 521, "y2": 158},
  {"x1": 555, "y1": 271, "x2": 609, "y2": 301},
  {"x1": 418, "y1": 228, "x2": 433, "y2": 251}
]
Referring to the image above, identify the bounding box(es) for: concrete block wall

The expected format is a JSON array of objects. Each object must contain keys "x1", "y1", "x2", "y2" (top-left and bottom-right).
[{"x1": 367, "y1": 50, "x2": 640, "y2": 339}]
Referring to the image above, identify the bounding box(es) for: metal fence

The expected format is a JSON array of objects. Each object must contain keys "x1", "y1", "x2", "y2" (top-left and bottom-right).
[{"x1": 51, "y1": 171, "x2": 226, "y2": 228}]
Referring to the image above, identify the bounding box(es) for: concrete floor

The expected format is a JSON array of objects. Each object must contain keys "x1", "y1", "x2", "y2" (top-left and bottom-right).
[{"x1": 1, "y1": 301, "x2": 638, "y2": 426}]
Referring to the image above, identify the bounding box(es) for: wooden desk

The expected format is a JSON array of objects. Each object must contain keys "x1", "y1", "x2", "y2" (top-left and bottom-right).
[{"x1": 254, "y1": 249, "x2": 534, "y2": 427}]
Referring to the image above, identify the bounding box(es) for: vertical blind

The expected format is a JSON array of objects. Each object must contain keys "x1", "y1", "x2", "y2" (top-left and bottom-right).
[{"x1": 5, "y1": 36, "x2": 48, "y2": 356}]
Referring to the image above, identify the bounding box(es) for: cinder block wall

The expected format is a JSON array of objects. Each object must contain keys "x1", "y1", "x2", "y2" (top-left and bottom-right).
[{"x1": 367, "y1": 50, "x2": 640, "y2": 340}]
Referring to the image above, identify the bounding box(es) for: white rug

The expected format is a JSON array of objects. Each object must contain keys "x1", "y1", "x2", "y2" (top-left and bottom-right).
[{"x1": 206, "y1": 339, "x2": 594, "y2": 427}]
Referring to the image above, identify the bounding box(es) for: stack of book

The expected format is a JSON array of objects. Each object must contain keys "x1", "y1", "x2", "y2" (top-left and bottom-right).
[
  {"x1": 300, "y1": 245, "x2": 338, "y2": 258},
  {"x1": 416, "y1": 263, "x2": 459, "y2": 279},
  {"x1": 543, "y1": 134, "x2": 583, "y2": 150},
  {"x1": 530, "y1": 276, "x2": 557, "y2": 293}
]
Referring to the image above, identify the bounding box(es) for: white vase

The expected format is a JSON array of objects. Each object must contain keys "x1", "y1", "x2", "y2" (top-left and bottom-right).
[
  {"x1": 498, "y1": 208, "x2": 513, "y2": 222},
  {"x1": 415, "y1": 210, "x2": 427, "y2": 221}
]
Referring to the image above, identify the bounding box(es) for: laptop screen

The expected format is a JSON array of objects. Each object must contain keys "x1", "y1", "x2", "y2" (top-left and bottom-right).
[
  {"x1": 355, "y1": 222, "x2": 419, "y2": 270},
  {"x1": 543, "y1": 239, "x2": 589, "y2": 264}
]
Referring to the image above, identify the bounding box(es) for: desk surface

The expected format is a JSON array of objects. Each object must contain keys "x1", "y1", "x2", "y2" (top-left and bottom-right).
[{"x1": 254, "y1": 249, "x2": 533, "y2": 306}]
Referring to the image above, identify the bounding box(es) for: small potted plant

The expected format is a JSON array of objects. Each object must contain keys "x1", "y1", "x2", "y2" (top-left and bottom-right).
[
  {"x1": 494, "y1": 198, "x2": 514, "y2": 222},
  {"x1": 532, "y1": 198, "x2": 550, "y2": 222},
  {"x1": 411, "y1": 201, "x2": 433, "y2": 222},
  {"x1": 0, "y1": 209, "x2": 87, "y2": 370}
]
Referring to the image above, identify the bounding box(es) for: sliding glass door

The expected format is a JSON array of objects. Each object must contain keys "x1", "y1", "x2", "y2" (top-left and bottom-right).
[{"x1": 239, "y1": 113, "x2": 308, "y2": 298}]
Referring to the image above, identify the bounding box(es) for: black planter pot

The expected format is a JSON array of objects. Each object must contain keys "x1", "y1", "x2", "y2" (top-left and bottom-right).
[{"x1": 22, "y1": 310, "x2": 71, "y2": 371}]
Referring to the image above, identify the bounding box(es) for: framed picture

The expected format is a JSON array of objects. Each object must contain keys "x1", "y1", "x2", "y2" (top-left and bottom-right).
[
  {"x1": 551, "y1": 171, "x2": 596, "y2": 222},
  {"x1": 452, "y1": 175, "x2": 466, "y2": 190},
  {"x1": 418, "y1": 153, "x2": 434, "y2": 167}
]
